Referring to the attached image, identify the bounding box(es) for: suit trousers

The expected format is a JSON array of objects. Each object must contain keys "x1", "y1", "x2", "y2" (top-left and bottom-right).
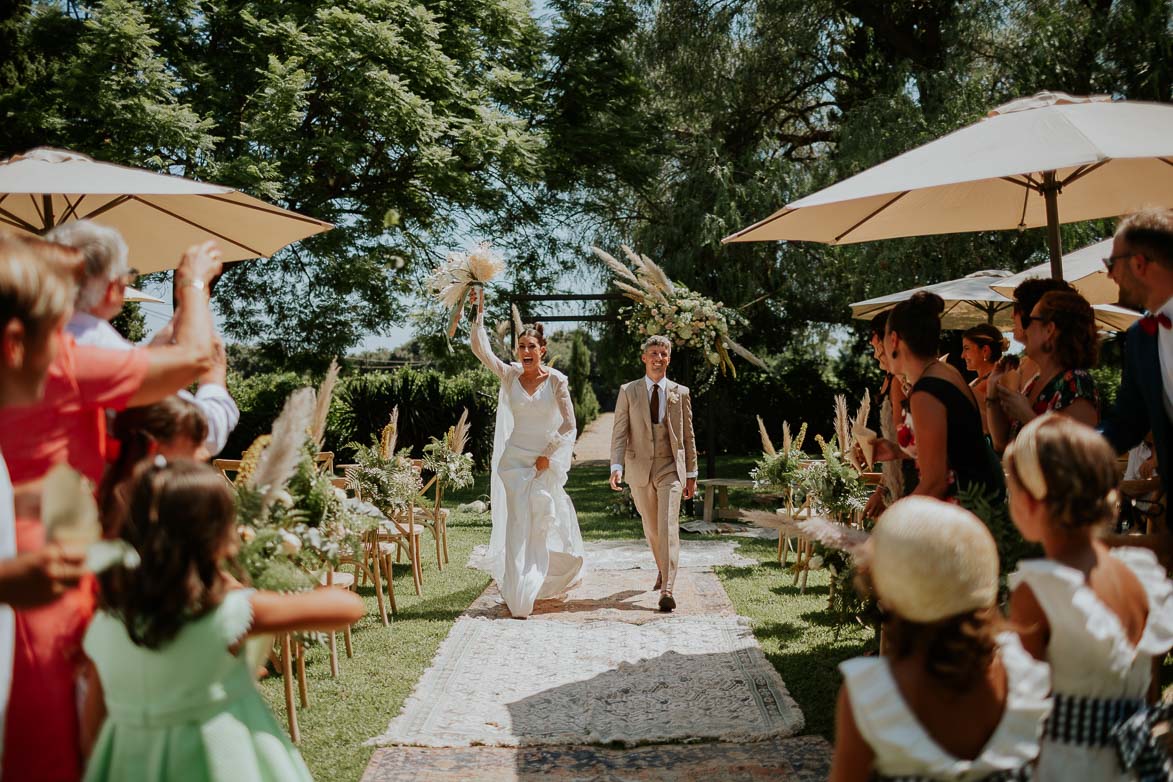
[{"x1": 630, "y1": 456, "x2": 681, "y2": 596}]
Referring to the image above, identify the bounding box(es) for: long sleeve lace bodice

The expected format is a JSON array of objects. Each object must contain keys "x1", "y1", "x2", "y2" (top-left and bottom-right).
[{"x1": 470, "y1": 312, "x2": 576, "y2": 457}]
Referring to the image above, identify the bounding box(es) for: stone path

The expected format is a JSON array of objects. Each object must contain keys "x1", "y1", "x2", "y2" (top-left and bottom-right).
[
  {"x1": 362, "y1": 537, "x2": 831, "y2": 781},
  {"x1": 572, "y1": 412, "x2": 614, "y2": 466}
]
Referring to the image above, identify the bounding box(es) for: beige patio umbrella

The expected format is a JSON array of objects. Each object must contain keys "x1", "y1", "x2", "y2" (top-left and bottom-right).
[
  {"x1": 723, "y1": 92, "x2": 1173, "y2": 279},
  {"x1": 851, "y1": 268, "x2": 1138, "y2": 331},
  {"x1": 0, "y1": 147, "x2": 332, "y2": 273},
  {"x1": 123, "y1": 286, "x2": 164, "y2": 304},
  {"x1": 991, "y1": 238, "x2": 1117, "y2": 305}
]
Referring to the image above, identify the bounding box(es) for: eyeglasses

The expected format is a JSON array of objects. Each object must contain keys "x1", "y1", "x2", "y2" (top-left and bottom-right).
[
  {"x1": 1022, "y1": 311, "x2": 1048, "y2": 329},
  {"x1": 1102, "y1": 253, "x2": 1133, "y2": 273}
]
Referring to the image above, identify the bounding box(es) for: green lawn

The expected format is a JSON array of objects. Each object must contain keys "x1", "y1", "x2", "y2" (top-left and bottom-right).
[{"x1": 259, "y1": 458, "x2": 863, "y2": 779}]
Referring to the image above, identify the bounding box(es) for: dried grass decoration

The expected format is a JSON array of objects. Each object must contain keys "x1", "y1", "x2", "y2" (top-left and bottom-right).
[
  {"x1": 422, "y1": 408, "x2": 475, "y2": 490},
  {"x1": 592, "y1": 245, "x2": 766, "y2": 381},
  {"x1": 235, "y1": 381, "x2": 371, "y2": 594},
  {"x1": 750, "y1": 418, "x2": 808, "y2": 493},
  {"x1": 427, "y1": 242, "x2": 505, "y2": 338},
  {"x1": 345, "y1": 406, "x2": 424, "y2": 513}
]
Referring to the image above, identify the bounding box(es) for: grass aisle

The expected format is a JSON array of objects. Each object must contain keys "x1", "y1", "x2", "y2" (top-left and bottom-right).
[
  {"x1": 261, "y1": 461, "x2": 867, "y2": 779},
  {"x1": 256, "y1": 476, "x2": 494, "y2": 781}
]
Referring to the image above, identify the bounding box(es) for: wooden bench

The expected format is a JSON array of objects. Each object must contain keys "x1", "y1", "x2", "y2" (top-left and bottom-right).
[{"x1": 695, "y1": 478, "x2": 757, "y2": 522}]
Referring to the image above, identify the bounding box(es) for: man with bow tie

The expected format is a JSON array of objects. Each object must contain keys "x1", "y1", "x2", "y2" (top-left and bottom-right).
[
  {"x1": 609, "y1": 335, "x2": 697, "y2": 612},
  {"x1": 1100, "y1": 209, "x2": 1173, "y2": 497}
]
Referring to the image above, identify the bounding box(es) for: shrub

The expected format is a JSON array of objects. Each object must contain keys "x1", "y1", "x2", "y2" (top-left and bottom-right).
[
  {"x1": 223, "y1": 367, "x2": 499, "y2": 467},
  {"x1": 224, "y1": 371, "x2": 311, "y2": 459},
  {"x1": 332, "y1": 367, "x2": 498, "y2": 467}
]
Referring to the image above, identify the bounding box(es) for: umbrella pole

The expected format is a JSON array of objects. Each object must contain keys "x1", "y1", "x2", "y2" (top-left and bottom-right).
[
  {"x1": 41, "y1": 194, "x2": 54, "y2": 232},
  {"x1": 1042, "y1": 172, "x2": 1063, "y2": 279}
]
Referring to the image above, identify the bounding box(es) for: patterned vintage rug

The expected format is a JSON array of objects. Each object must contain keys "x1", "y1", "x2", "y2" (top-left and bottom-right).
[
  {"x1": 467, "y1": 539, "x2": 756, "y2": 573},
  {"x1": 367, "y1": 611, "x2": 804, "y2": 748},
  {"x1": 362, "y1": 736, "x2": 833, "y2": 782}
]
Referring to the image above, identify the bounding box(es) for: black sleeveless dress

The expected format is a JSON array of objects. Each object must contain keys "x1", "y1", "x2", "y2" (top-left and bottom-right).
[{"x1": 910, "y1": 375, "x2": 1004, "y2": 500}]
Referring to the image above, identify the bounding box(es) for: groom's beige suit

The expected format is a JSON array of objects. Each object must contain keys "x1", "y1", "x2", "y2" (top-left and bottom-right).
[{"x1": 610, "y1": 376, "x2": 697, "y2": 596}]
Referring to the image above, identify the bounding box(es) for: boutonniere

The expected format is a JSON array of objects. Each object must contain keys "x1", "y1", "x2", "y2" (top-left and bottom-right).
[{"x1": 667, "y1": 390, "x2": 681, "y2": 405}]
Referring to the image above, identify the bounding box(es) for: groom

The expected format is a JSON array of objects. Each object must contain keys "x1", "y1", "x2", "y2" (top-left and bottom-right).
[{"x1": 609, "y1": 335, "x2": 697, "y2": 612}]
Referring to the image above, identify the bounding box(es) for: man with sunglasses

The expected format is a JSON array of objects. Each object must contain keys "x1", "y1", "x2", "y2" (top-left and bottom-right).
[
  {"x1": 45, "y1": 221, "x2": 239, "y2": 458},
  {"x1": 1100, "y1": 208, "x2": 1173, "y2": 498}
]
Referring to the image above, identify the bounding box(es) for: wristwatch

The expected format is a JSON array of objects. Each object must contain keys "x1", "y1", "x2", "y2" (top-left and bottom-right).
[{"x1": 178, "y1": 278, "x2": 206, "y2": 292}]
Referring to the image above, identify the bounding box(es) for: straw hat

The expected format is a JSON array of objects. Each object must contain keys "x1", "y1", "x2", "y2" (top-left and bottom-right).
[{"x1": 870, "y1": 496, "x2": 999, "y2": 623}]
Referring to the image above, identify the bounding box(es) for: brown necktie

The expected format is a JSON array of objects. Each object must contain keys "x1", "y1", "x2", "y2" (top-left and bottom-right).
[{"x1": 650, "y1": 384, "x2": 660, "y2": 424}]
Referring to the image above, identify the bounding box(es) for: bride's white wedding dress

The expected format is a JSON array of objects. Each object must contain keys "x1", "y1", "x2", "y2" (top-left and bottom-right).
[{"x1": 470, "y1": 313, "x2": 585, "y2": 617}]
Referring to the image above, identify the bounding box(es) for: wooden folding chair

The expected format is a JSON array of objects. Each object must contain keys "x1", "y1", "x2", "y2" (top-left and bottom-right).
[
  {"x1": 412, "y1": 459, "x2": 450, "y2": 571},
  {"x1": 319, "y1": 558, "x2": 364, "y2": 677},
  {"x1": 362, "y1": 527, "x2": 397, "y2": 625},
  {"x1": 378, "y1": 505, "x2": 424, "y2": 596},
  {"x1": 212, "y1": 458, "x2": 241, "y2": 484}
]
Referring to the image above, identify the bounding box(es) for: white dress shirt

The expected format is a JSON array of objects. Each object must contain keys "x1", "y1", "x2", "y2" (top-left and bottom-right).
[
  {"x1": 1155, "y1": 297, "x2": 1173, "y2": 423},
  {"x1": 66, "y1": 312, "x2": 240, "y2": 456},
  {"x1": 611, "y1": 376, "x2": 697, "y2": 478}
]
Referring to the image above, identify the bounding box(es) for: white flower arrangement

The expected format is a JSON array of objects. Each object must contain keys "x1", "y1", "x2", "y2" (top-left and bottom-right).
[
  {"x1": 427, "y1": 242, "x2": 505, "y2": 337},
  {"x1": 592, "y1": 245, "x2": 766, "y2": 382}
]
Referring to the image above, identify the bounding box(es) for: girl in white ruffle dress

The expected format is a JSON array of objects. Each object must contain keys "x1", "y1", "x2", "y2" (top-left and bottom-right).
[
  {"x1": 830, "y1": 496, "x2": 1051, "y2": 782},
  {"x1": 1005, "y1": 413, "x2": 1173, "y2": 782}
]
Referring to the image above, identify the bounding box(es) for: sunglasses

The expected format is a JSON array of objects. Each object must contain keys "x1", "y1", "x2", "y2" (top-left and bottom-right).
[
  {"x1": 1102, "y1": 252, "x2": 1135, "y2": 273},
  {"x1": 1020, "y1": 311, "x2": 1048, "y2": 329}
]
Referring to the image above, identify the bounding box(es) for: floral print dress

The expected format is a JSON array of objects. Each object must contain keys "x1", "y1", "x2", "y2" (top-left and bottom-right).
[{"x1": 1009, "y1": 369, "x2": 1099, "y2": 440}]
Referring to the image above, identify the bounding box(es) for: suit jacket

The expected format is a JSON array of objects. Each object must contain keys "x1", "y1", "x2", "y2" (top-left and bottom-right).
[
  {"x1": 1100, "y1": 321, "x2": 1173, "y2": 497},
  {"x1": 610, "y1": 377, "x2": 697, "y2": 487}
]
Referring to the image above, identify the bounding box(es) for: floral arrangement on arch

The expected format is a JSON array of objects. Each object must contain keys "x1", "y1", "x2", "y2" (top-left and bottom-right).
[
  {"x1": 427, "y1": 242, "x2": 505, "y2": 337},
  {"x1": 592, "y1": 245, "x2": 766, "y2": 380},
  {"x1": 422, "y1": 408, "x2": 475, "y2": 491},
  {"x1": 234, "y1": 362, "x2": 373, "y2": 593}
]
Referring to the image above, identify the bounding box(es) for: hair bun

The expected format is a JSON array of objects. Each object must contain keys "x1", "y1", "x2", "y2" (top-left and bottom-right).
[
  {"x1": 909, "y1": 290, "x2": 945, "y2": 316},
  {"x1": 532, "y1": 322, "x2": 544, "y2": 337}
]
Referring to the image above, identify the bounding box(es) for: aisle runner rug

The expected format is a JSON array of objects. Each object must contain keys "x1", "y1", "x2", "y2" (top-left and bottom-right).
[
  {"x1": 467, "y1": 539, "x2": 755, "y2": 572},
  {"x1": 363, "y1": 736, "x2": 833, "y2": 782},
  {"x1": 367, "y1": 613, "x2": 804, "y2": 748},
  {"x1": 463, "y1": 568, "x2": 735, "y2": 623}
]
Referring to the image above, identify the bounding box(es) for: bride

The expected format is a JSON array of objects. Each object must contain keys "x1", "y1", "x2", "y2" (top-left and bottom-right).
[{"x1": 468, "y1": 288, "x2": 585, "y2": 618}]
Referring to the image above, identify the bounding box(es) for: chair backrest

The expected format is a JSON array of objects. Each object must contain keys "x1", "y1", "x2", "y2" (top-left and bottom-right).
[{"x1": 213, "y1": 458, "x2": 242, "y2": 483}]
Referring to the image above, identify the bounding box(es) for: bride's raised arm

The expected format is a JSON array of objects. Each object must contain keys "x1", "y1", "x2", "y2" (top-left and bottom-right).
[{"x1": 468, "y1": 288, "x2": 510, "y2": 383}]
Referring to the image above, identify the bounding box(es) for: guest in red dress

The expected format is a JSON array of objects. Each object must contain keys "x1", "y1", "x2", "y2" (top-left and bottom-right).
[{"x1": 0, "y1": 235, "x2": 222, "y2": 782}]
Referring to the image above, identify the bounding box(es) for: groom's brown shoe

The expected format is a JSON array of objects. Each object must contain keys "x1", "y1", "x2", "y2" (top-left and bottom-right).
[
  {"x1": 653, "y1": 572, "x2": 662, "y2": 592},
  {"x1": 658, "y1": 594, "x2": 676, "y2": 613}
]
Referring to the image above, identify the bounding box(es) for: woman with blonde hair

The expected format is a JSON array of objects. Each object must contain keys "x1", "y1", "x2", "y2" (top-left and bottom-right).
[{"x1": 1006, "y1": 414, "x2": 1173, "y2": 780}]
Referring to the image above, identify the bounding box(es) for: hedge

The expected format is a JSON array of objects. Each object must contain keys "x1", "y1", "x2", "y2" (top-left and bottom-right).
[{"x1": 224, "y1": 367, "x2": 499, "y2": 467}]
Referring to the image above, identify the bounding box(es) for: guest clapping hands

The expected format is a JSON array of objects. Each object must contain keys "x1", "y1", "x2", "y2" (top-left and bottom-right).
[{"x1": 987, "y1": 290, "x2": 1099, "y2": 454}]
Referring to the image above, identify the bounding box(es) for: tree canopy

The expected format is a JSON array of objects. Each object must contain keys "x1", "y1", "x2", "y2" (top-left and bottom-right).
[{"x1": 1, "y1": 0, "x2": 1169, "y2": 374}]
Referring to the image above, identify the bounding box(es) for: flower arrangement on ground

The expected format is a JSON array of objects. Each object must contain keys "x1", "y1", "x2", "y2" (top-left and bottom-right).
[
  {"x1": 592, "y1": 245, "x2": 765, "y2": 383},
  {"x1": 427, "y1": 242, "x2": 505, "y2": 337},
  {"x1": 422, "y1": 408, "x2": 474, "y2": 491}
]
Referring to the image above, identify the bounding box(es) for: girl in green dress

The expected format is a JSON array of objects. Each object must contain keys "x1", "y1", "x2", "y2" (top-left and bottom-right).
[{"x1": 82, "y1": 458, "x2": 364, "y2": 782}]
